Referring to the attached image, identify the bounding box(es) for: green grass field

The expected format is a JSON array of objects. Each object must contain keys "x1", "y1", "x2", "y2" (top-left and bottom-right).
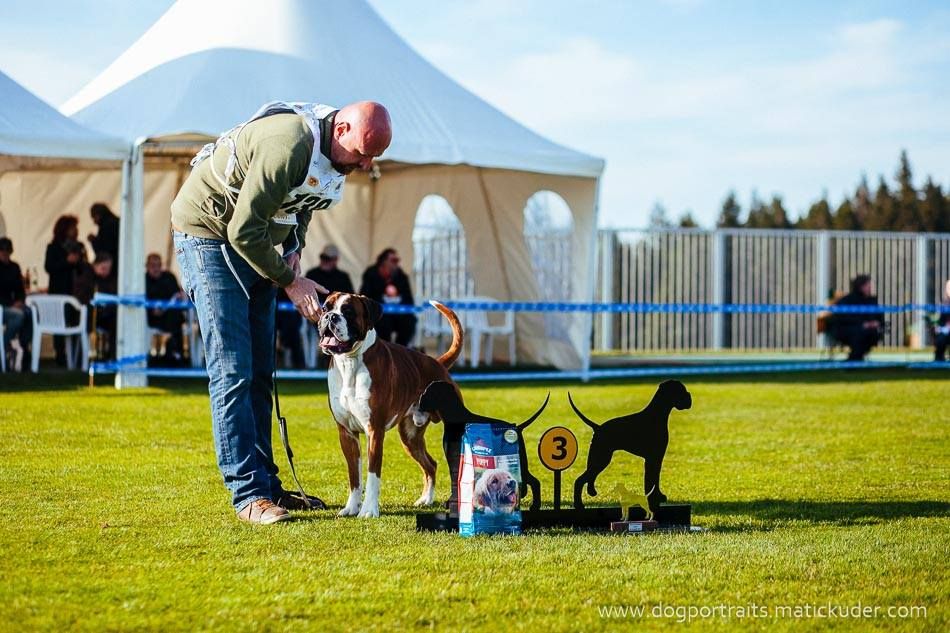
[{"x1": 1, "y1": 371, "x2": 948, "y2": 631}]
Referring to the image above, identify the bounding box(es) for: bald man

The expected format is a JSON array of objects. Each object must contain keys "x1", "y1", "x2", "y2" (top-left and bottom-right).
[{"x1": 172, "y1": 100, "x2": 391, "y2": 524}]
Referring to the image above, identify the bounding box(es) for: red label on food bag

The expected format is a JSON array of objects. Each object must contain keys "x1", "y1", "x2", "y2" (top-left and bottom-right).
[{"x1": 473, "y1": 455, "x2": 495, "y2": 469}]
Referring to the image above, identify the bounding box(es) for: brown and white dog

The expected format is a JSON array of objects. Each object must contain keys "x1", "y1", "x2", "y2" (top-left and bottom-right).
[{"x1": 318, "y1": 292, "x2": 463, "y2": 518}]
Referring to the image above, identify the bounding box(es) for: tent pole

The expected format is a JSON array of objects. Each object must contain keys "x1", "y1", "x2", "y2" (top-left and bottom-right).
[
  {"x1": 580, "y1": 176, "x2": 602, "y2": 383},
  {"x1": 115, "y1": 139, "x2": 148, "y2": 389}
]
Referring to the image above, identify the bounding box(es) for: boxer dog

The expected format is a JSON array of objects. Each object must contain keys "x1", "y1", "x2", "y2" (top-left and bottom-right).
[{"x1": 318, "y1": 293, "x2": 463, "y2": 518}]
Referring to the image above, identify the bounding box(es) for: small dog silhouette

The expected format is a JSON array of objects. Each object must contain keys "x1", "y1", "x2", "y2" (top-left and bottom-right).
[
  {"x1": 609, "y1": 483, "x2": 654, "y2": 521},
  {"x1": 570, "y1": 380, "x2": 691, "y2": 510},
  {"x1": 417, "y1": 380, "x2": 548, "y2": 511}
]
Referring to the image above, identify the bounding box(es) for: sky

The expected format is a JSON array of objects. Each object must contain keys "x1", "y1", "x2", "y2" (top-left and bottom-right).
[{"x1": 1, "y1": 0, "x2": 948, "y2": 227}]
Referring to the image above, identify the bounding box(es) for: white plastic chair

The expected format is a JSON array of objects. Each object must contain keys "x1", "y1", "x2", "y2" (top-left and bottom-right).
[
  {"x1": 26, "y1": 294, "x2": 88, "y2": 372},
  {"x1": 456, "y1": 296, "x2": 516, "y2": 368}
]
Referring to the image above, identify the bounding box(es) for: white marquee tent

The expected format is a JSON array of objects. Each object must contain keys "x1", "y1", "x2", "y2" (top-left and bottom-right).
[
  {"x1": 0, "y1": 69, "x2": 127, "y2": 236},
  {"x1": 11, "y1": 0, "x2": 604, "y2": 384}
]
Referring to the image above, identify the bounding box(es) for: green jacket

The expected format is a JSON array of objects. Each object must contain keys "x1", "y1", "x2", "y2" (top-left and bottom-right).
[{"x1": 171, "y1": 113, "x2": 315, "y2": 288}]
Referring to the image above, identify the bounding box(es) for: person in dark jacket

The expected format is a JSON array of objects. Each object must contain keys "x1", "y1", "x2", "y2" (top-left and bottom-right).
[
  {"x1": 88, "y1": 203, "x2": 120, "y2": 267},
  {"x1": 145, "y1": 253, "x2": 186, "y2": 360},
  {"x1": 0, "y1": 237, "x2": 31, "y2": 359},
  {"x1": 359, "y1": 247, "x2": 416, "y2": 346},
  {"x1": 44, "y1": 215, "x2": 81, "y2": 366},
  {"x1": 75, "y1": 252, "x2": 117, "y2": 360},
  {"x1": 830, "y1": 274, "x2": 884, "y2": 361},
  {"x1": 933, "y1": 279, "x2": 950, "y2": 362}
]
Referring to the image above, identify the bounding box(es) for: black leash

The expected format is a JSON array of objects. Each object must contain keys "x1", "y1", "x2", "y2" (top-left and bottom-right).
[{"x1": 273, "y1": 303, "x2": 312, "y2": 509}]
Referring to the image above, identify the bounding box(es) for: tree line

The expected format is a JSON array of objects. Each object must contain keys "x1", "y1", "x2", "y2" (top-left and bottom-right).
[{"x1": 651, "y1": 151, "x2": 948, "y2": 232}]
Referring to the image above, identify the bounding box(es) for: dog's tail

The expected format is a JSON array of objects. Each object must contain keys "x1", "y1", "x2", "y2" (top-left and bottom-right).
[
  {"x1": 518, "y1": 392, "x2": 550, "y2": 431},
  {"x1": 432, "y1": 301, "x2": 464, "y2": 368},
  {"x1": 568, "y1": 392, "x2": 599, "y2": 429}
]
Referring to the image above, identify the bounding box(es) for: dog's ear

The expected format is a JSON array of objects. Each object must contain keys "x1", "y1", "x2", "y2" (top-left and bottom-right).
[{"x1": 359, "y1": 295, "x2": 383, "y2": 324}]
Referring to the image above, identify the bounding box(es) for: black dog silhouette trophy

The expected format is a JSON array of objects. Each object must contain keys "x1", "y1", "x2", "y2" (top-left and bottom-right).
[
  {"x1": 570, "y1": 380, "x2": 692, "y2": 511},
  {"x1": 417, "y1": 380, "x2": 549, "y2": 511}
]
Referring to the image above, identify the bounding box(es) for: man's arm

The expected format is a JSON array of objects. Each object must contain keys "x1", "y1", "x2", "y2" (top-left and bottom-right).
[{"x1": 227, "y1": 136, "x2": 307, "y2": 287}]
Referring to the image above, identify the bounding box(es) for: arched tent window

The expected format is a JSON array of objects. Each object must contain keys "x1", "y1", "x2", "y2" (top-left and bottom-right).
[
  {"x1": 524, "y1": 191, "x2": 574, "y2": 340},
  {"x1": 412, "y1": 195, "x2": 473, "y2": 300}
]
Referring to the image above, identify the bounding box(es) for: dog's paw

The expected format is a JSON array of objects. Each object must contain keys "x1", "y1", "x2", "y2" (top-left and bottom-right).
[
  {"x1": 413, "y1": 491, "x2": 436, "y2": 507},
  {"x1": 338, "y1": 489, "x2": 362, "y2": 517},
  {"x1": 357, "y1": 502, "x2": 380, "y2": 518}
]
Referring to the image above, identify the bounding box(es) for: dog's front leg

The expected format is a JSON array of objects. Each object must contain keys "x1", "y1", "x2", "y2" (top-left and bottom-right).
[
  {"x1": 337, "y1": 425, "x2": 363, "y2": 516},
  {"x1": 358, "y1": 426, "x2": 384, "y2": 518}
]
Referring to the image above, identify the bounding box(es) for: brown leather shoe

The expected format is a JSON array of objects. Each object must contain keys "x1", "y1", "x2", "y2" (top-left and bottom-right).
[
  {"x1": 274, "y1": 489, "x2": 327, "y2": 511},
  {"x1": 236, "y1": 499, "x2": 291, "y2": 525}
]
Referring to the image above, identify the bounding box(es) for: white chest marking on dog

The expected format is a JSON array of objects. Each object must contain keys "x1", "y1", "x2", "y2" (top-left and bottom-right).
[{"x1": 328, "y1": 328, "x2": 377, "y2": 436}]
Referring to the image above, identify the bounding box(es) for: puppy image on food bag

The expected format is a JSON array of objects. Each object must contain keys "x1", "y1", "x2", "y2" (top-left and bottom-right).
[{"x1": 474, "y1": 469, "x2": 519, "y2": 515}]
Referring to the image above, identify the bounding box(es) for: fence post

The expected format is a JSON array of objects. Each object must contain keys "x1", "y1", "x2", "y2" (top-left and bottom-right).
[
  {"x1": 816, "y1": 231, "x2": 831, "y2": 351},
  {"x1": 915, "y1": 234, "x2": 929, "y2": 350},
  {"x1": 598, "y1": 230, "x2": 615, "y2": 351},
  {"x1": 711, "y1": 230, "x2": 725, "y2": 350}
]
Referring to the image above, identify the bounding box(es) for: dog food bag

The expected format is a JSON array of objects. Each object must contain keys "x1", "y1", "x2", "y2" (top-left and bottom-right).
[{"x1": 458, "y1": 423, "x2": 522, "y2": 536}]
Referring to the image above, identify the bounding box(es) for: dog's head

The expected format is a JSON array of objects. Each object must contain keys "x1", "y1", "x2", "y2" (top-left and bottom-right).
[
  {"x1": 417, "y1": 381, "x2": 460, "y2": 416},
  {"x1": 658, "y1": 380, "x2": 692, "y2": 410},
  {"x1": 474, "y1": 469, "x2": 519, "y2": 514},
  {"x1": 318, "y1": 292, "x2": 382, "y2": 355}
]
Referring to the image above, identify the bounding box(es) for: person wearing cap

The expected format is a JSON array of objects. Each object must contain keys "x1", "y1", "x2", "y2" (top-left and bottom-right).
[
  {"x1": 304, "y1": 244, "x2": 354, "y2": 301},
  {"x1": 171, "y1": 99, "x2": 392, "y2": 524},
  {"x1": 0, "y1": 237, "x2": 31, "y2": 365}
]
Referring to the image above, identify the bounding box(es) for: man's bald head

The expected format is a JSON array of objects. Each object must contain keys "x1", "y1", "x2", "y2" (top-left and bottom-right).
[{"x1": 329, "y1": 101, "x2": 392, "y2": 174}]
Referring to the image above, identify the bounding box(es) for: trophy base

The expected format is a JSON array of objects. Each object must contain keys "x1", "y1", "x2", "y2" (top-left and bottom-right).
[
  {"x1": 610, "y1": 520, "x2": 659, "y2": 533},
  {"x1": 415, "y1": 504, "x2": 692, "y2": 532}
]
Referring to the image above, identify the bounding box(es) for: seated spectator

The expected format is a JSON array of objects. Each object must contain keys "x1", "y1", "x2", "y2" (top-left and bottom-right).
[
  {"x1": 145, "y1": 253, "x2": 186, "y2": 361},
  {"x1": 829, "y1": 274, "x2": 884, "y2": 361},
  {"x1": 276, "y1": 289, "x2": 306, "y2": 369},
  {"x1": 932, "y1": 279, "x2": 950, "y2": 362},
  {"x1": 360, "y1": 248, "x2": 417, "y2": 346},
  {"x1": 75, "y1": 252, "x2": 117, "y2": 359},
  {"x1": 45, "y1": 215, "x2": 81, "y2": 366},
  {"x1": 0, "y1": 237, "x2": 32, "y2": 367},
  {"x1": 305, "y1": 244, "x2": 354, "y2": 302},
  {"x1": 306, "y1": 244, "x2": 354, "y2": 368}
]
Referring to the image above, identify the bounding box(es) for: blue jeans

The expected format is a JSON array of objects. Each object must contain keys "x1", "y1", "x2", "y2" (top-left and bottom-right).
[{"x1": 173, "y1": 231, "x2": 283, "y2": 510}]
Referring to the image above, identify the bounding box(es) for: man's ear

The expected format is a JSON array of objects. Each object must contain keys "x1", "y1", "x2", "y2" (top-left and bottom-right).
[{"x1": 361, "y1": 295, "x2": 383, "y2": 324}]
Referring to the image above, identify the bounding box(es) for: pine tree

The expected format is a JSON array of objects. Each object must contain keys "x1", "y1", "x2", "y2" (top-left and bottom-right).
[
  {"x1": 865, "y1": 176, "x2": 898, "y2": 231},
  {"x1": 745, "y1": 192, "x2": 769, "y2": 228},
  {"x1": 649, "y1": 202, "x2": 672, "y2": 228},
  {"x1": 833, "y1": 198, "x2": 860, "y2": 230},
  {"x1": 853, "y1": 175, "x2": 871, "y2": 229},
  {"x1": 800, "y1": 196, "x2": 833, "y2": 229},
  {"x1": 767, "y1": 195, "x2": 792, "y2": 228},
  {"x1": 717, "y1": 191, "x2": 742, "y2": 228},
  {"x1": 678, "y1": 211, "x2": 699, "y2": 228},
  {"x1": 920, "y1": 178, "x2": 949, "y2": 232},
  {"x1": 894, "y1": 150, "x2": 923, "y2": 231}
]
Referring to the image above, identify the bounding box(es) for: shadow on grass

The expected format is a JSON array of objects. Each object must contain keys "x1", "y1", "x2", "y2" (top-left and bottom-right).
[{"x1": 694, "y1": 499, "x2": 950, "y2": 530}]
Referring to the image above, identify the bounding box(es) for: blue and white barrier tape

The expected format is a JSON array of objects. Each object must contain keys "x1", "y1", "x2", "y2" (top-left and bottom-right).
[
  {"x1": 91, "y1": 293, "x2": 950, "y2": 315},
  {"x1": 89, "y1": 359, "x2": 950, "y2": 380}
]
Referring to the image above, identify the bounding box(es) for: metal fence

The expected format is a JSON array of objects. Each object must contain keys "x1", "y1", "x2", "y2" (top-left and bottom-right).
[{"x1": 596, "y1": 228, "x2": 950, "y2": 352}]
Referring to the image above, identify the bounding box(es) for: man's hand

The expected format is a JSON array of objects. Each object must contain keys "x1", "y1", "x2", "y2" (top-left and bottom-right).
[
  {"x1": 285, "y1": 274, "x2": 327, "y2": 322},
  {"x1": 285, "y1": 252, "x2": 301, "y2": 276}
]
